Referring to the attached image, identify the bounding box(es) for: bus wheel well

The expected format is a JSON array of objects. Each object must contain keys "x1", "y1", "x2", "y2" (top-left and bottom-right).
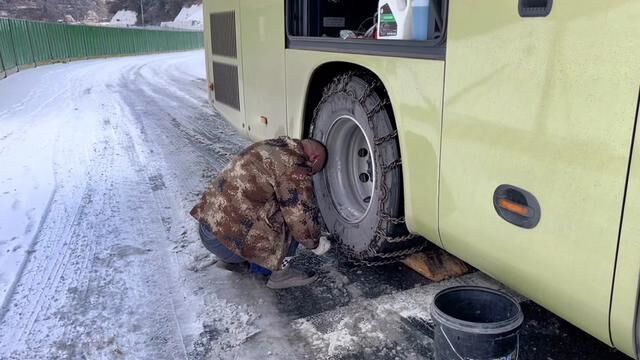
[
  {"x1": 308, "y1": 70, "x2": 423, "y2": 259},
  {"x1": 303, "y1": 62, "x2": 391, "y2": 137}
]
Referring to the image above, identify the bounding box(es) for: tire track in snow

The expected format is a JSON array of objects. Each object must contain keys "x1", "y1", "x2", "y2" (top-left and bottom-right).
[
  {"x1": 1, "y1": 88, "x2": 112, "y2": 353},
  {"x1": 118, "y1": 61, "x2": 247, "y2": 173},
  {"x1": 0, "y1": 54, "x2": 199, "y2": 359},
  {"x1": 113, "y1": 55, "x2": 304, "y2": 360},
  {"x1": 0, "y1": 181, "x2": 56, "y2": 318},
  {"x1": 0, "y1": 68, "x2": 92, "y2": 326},
  {"x1": 103, "y1": 99, "x2": 191, "y2": 358},
  {"x1": 2, "y1": 51, "x2": 298, "y2": 360}
]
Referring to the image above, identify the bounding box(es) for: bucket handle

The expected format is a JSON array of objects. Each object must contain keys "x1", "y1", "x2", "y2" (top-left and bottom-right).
[{"x1": 440, "y1": 326, "x2": 520, "y2": 360}]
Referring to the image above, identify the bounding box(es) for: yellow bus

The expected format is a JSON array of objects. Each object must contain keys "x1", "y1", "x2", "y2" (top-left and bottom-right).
[{"x1": 203, "y1": 0, "x2": 640, "y2": 357}]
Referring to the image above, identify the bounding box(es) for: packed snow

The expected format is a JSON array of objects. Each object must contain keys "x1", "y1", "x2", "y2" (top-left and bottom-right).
[
  {"x1": 0, "y1": 50, "x2": 262, "y2": 359},
  {"x1": 0, "y1": 51, "x2": 627, "y2": 360}
]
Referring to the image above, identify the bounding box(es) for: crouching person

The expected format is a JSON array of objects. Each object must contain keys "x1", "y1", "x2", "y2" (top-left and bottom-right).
[{"x1": 190, "y1": 137, "x2": 331, "y2": 289}]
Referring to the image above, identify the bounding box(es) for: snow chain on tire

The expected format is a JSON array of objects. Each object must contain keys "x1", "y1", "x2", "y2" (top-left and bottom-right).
[{"x1": 311, "y1": 72, "x2": 426, "y2": 266}]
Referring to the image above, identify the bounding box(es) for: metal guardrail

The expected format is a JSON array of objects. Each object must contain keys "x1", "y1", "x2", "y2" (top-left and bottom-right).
[{"x1": 0, "y1": 18, "x2": 204, "y2": 78}]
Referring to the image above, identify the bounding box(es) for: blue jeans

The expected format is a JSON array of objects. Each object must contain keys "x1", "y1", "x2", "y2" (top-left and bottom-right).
[{"x1": 198, "y1": 223, "x2": 298, "y2": 273}]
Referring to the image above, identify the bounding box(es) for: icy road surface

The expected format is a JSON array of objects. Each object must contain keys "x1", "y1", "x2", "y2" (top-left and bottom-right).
[{"x1": 0, "y1": 51, "x2": 629, "y2": 359}]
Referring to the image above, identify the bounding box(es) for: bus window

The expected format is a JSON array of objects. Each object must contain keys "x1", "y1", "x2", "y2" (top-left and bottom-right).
[
  {"x1": 288, "y1": 0, "x2": 447, "y2": 46},
  {"x1": 287, "y1": 0, "x2": 447, "y2": 59}
]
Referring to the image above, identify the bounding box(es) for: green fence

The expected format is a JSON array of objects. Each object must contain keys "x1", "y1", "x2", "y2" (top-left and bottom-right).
[{"x1": 0, "y1": 18, "x2": 204, "y2": 78}]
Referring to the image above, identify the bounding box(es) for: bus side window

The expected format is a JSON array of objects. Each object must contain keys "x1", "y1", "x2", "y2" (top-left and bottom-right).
[{"x1": 287, "y1": 0, "x2": 446, "y2": 42}]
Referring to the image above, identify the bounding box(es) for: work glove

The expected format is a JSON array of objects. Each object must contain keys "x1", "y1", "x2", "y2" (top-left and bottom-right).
[{"x1": 311, "y1": 236, "x2": 331, "y2": 256}]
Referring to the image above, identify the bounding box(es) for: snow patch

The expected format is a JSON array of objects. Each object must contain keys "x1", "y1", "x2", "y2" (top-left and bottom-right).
[
  {"x1": 291, "y1": 272, "x2": 517, "y2": 359},
  {"x1": 110, "y1": 9, "x2": 137, "y2": 27},
  {"x1": 161, "y1": 4, "x2": 203, "y2": 30},
  {"x1": 174, "y1": 4, "x2": 204, "y2": 23},
  {"x1": 0, "y1": 69, "x2": 62, "y2": 310},
  {"x1": 189, "y1": 299, "x2": 261, "y2": 357}
]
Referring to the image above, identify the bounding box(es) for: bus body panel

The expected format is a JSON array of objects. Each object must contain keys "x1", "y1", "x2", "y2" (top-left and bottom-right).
[
  {"x1": 440, "y1": 0, "x2": 640, "y2": 346},
  {"x1": 611, "y1": 101, "x2": 640, "y2": 356},
  {"x1": 285, "y1": 50, "x2": 445, "y2": 247},
  {"x1": 239, "y1": 0, "x2": 287, "y2": 139},
  {"x1": 203, "y1": 0, "x2": 213, "y2": 105}
]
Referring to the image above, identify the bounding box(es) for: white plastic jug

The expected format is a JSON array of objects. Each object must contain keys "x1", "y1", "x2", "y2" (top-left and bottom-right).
[{"x1": 377, "y1": 0, "x2": 413, "y2": 40}]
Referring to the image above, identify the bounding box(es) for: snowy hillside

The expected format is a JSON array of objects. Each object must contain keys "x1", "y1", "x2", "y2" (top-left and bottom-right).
[
  {"x1": 161, "y1": 4, "x2": 203, "y2": 30},
  {"x1": 174, "y1": 3, "x2": 203, "y2": 23},
  {"x1": 0, "y1": 0, "x2": 117, "y2": 23}
]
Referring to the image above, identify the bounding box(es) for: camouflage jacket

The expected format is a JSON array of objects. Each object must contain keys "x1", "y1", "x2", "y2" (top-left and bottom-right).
[{"x1": 190, "y1": 137, "x2": 322, "y2": 270}]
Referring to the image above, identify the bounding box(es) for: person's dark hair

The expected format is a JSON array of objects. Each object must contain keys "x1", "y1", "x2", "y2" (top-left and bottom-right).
[
  {"x1": 301, "y1": 138, "x2": 328, "y2": 173},
  {"x1": 302, "y1": 138, "x2": 328, "y2": 157}
]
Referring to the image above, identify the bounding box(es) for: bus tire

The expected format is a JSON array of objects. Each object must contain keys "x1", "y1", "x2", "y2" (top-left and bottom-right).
[{"x1": 310, "y1": 72, "x2": 419, "y2": 259}]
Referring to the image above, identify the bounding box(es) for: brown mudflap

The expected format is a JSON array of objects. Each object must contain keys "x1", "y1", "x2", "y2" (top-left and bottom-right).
[{"x1": 402, "y1": 247, "x2": 469, "y2": 282}]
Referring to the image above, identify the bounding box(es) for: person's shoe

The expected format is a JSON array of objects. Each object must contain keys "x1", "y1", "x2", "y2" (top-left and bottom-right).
[
  {"x1": 215, "y1": 260, "x2": 250, "y2": 274},
  {"x1": 266, "y1": 268, "x2": 318, "y2": 289}
]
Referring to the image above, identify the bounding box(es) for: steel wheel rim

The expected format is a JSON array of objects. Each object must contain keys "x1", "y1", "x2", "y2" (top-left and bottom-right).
[{"x1": 323, "y1": 115, "x2": 375, "y2": 223}]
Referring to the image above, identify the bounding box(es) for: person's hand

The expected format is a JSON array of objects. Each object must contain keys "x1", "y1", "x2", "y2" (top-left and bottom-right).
[{"x1": 311, "y1": 236, "x2": 331, "y2": 256}]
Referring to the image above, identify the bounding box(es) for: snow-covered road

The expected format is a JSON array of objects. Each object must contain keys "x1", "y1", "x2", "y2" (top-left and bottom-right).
[
  {"x1": 0, "y1": 51, "x2": 629, "y2": 360},
  {"x1": 0, "y1": 51, "x2": 257, "y2": 359}
]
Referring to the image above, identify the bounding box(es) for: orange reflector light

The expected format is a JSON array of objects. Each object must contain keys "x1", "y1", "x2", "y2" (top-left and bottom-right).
[{"x1": 498, "y1": 199, "x2": 529, "y2": 217}]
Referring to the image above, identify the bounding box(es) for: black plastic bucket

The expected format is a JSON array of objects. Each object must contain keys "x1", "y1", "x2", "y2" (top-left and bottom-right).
[{"x1": 431, "y1": 286, "x2": 524, "y2": 360}]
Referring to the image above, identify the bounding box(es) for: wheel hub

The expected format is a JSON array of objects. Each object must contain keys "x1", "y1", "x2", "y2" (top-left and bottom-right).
[{"x1": 323, "y1": 115, "x2": 375, "y2": 223}]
